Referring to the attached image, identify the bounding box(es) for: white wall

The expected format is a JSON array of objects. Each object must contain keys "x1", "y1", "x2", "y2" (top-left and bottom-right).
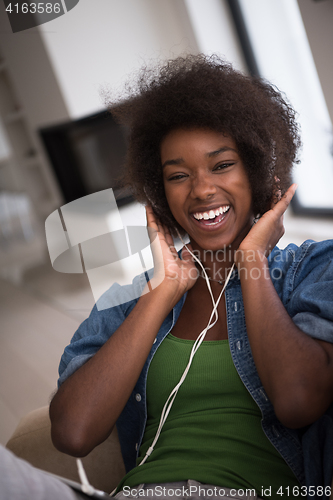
[
  {"x1": 0, "y1": 3, "x2": 70, "y2": 129},
  {"x1": 184, "y1": 0, "x2": 246, "y2": 73},
  {"x1": 39, "y1": 0, "x2": 199, "y2": 118},
  {"x1": 297, "y1": 0, "x2": 333, "y2": 125},
  {"x1": 239, "y1": 0, "x2": 333, "y2": 211}
]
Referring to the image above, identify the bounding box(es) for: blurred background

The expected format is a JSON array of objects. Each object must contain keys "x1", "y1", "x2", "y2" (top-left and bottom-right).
[{"x1": 0, "y1": 0, "x2": 332, "y2": 445}]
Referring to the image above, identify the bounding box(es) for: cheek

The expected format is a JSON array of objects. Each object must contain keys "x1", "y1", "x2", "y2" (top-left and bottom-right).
[
  {"x1": 236, "y1": 177, "x2": 252, "y2": 205},
  {"x1": 164, "y1": 182, "x2": 180, "y2": 210},
  {"x1": 231, "y1": 181, "x2": 253, "y2": 219}
]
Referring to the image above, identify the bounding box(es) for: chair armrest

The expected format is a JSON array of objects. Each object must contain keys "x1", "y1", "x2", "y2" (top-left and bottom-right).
[
  {"x1": 6, "y1": 406, "x2": 333, "y2": 496},
  {"x1": 6, "y1": 406, "x2": 126, "y2": 494}
]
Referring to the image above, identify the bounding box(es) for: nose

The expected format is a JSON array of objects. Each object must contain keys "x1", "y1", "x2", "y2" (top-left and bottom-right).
[{"x1": 190, "y1": 172, "x2": 217, "y2": 200}]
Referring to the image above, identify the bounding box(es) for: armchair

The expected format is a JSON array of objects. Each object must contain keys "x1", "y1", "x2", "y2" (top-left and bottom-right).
[{"x1": 5, "y1": 406, "x2": 126, "y2": 494}]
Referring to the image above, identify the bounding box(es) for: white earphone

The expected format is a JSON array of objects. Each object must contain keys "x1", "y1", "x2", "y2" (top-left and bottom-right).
[{"x1": 139, "y1": 231, "x2": 235, "y2": 465}]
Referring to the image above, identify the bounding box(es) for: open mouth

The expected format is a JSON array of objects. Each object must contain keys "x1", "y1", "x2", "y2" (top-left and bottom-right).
[{"x1": 192, "y1": 205, "x2": 230, "y2": 226}]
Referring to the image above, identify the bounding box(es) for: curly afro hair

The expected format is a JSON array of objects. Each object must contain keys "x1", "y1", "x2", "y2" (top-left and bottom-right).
[{"x1": 111, "y1": 54, "x2": 301, "y2": 235}]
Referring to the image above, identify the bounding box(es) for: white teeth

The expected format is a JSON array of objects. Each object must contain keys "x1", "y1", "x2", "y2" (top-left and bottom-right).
[{"x1": 193, "y1": 205, "x2": 230, "y2": 221}]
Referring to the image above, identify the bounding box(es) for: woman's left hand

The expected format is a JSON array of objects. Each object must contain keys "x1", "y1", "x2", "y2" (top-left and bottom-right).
[
  {"x1": 236, "y1": 183, "x2": 297, "y2": 261},
  {"x1": 235, "y1": 181, "x2": 333, "y2": 429}
]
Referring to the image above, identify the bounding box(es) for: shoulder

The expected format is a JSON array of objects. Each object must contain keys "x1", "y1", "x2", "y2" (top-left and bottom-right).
[
  {"x1": 270, "y1": 239, "x2": 333, "y2": 343},
  {"x1": 269, "y1": 239, "x2": 333, "y2": 287},
  {"x1": 95, "y1": 268, "x2": 153, "y2": 312},
  {"x1": 76, "y1": 268, "x2": 153, "y2": 335},
  {"x1": 58, "y1": 268, "x2": 153, "y2": 385}
]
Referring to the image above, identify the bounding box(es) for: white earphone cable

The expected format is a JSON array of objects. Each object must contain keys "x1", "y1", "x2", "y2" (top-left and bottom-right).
[{"x1": 139, "y1": 234, "x2": 235, "y2": 465}]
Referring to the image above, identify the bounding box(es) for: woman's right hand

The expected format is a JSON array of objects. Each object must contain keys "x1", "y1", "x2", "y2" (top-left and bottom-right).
[
  {"x1": 146, "y1": 206, "x2": 198, "y2": 297},
  {"x1": 50, "y1": 207, "x2": 199, "y2": 457}
]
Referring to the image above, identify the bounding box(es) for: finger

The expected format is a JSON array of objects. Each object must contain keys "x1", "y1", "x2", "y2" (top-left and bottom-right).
[
  {"x1": 157, "y1": 222, "x2": 165, "y2": 235},
  {"x1": 162, "y1": 227, "x2": 179, "y2": 259},
  {"x1": 271, "y1": 183, "x2": 297, "y2": 217},
  {"x1": 146, "y1": 208, "x2": 160, "y2": 246},
  {"x1": 164, "y1": 227, "x2": 176, "y2": 249},
  {"x1": 181, "y1": 247, "x2": 193, "y2": 263},
  {"x1": 271, "y1": 189, "x2": 282, "y2": 209},
  {"x1": 146, "y1": 207, "x2": 165, "y2": 236},
  {"x1": 271, "y1": 176, "x2": 282, "y2": 208},
  {"x1": 145, "y1": 205, "x2": 159, "y2": 231},
  {"x1": 146, "y1": 207, "x2": 169, "y2": 247}
]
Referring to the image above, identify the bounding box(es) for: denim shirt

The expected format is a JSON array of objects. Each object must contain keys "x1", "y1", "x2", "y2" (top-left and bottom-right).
[{"x1": 58, "y1": 239, "x2": 333, "y2": 492}]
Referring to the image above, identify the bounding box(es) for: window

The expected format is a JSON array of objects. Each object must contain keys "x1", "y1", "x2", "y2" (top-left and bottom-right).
[{"x1": 238, "y1": 0, "x2": 333, "y2": 214}]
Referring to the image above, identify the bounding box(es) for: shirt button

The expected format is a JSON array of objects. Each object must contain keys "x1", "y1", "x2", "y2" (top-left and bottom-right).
[
  {"x1": 135, "y1": 393, "x2": 142, "y2": 402},
  {"x1": 153, "y1": 338, "x2": 157, "y2": 344}
]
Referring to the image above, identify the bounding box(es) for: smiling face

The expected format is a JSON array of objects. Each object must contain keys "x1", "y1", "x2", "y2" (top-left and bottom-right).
[{"x1": 161, "y1": 128, "x2": 254, "y2": 253}]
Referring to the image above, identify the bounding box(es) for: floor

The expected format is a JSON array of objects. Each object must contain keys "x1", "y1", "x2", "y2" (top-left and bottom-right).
[
  {"x1": 0, "y1": 204, "x2": 332, "y2": 446},
  {"x1": 0, "y1": 263, "x2": 94, "y2": 445}
]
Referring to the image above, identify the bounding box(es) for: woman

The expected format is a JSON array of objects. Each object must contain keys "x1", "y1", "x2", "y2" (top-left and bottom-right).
[{"x1": 13, "y1": 55, "x2": 333, "y2": 500}]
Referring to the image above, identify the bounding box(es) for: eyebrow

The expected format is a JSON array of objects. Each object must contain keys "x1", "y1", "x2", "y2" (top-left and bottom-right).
[
  {"x1": 162, "y1": 146, "x2": 237, "y2": 169},
  {"x1": 207, "y1": 146, "x2": 237, "y2": 158}
]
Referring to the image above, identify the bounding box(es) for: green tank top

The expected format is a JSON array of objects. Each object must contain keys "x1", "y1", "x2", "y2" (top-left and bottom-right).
[{"x1": 117, "y1": 334, "x2": 300, "y2": 498}]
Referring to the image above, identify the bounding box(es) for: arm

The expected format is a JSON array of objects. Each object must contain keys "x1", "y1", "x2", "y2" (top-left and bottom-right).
[
  {"x1": 50, "y1": 207, "x2": 197, "y2": 457},
  {"x1": 235, "y1": 185, "x2": 333, "y2": 429}
]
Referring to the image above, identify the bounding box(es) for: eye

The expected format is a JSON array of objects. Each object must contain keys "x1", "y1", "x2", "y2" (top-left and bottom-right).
[
  {"x1": 167, "y1": 173, "x2": 188, "y2": 181},
  {"x1": 213, "y1": 162, "x2": 235, "y2": 171}
]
